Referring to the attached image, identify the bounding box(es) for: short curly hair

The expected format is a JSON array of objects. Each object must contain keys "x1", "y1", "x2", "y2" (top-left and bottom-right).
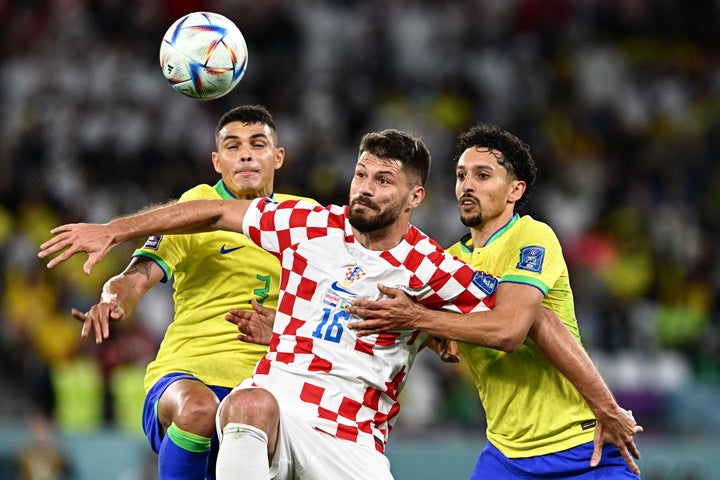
[{"x1": 452, "y1": 123, "x2": 537, "y2": 209}]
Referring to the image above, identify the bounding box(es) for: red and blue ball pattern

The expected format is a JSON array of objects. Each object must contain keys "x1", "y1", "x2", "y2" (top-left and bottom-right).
[{"x1": 160, "y1": 12, "x2": 248, "y2": 100}]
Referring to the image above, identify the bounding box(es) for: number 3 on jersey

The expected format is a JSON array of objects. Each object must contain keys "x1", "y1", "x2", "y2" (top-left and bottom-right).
[{"x1": 312, "y1": 308, "x2": 350, "y2": 343}]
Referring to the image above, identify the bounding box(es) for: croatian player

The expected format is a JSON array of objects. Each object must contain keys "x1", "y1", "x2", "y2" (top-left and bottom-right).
[{"x1": 39, "y1": 129, "x2": 635, "y2": 480}]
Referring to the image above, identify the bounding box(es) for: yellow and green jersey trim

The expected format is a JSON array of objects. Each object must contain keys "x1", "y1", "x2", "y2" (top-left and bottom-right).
[
  {"x1": 450, "y1": 213, "x2": 593, "y2": 457},
  {"x1": 456, "y1": 215, "x2": 550, "y2": 295}
]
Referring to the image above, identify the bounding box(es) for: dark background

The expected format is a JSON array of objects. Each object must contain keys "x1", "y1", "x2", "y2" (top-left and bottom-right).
[{"x1": 1, "y1": 1, "x2": 719, "y2": 478}]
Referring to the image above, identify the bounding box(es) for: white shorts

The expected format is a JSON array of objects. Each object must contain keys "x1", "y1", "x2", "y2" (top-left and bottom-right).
[{"x1": 217, "y1": 384, "x2": 394, "y2": 480}]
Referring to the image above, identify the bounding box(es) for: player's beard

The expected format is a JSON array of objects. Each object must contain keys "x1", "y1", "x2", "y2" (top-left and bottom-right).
[
  {"x1": 349, "y1": 195, "x2": 406, "y2": 233},
  {"x1": 460, "y1": 212, "x2": 483, "y2": 227},
  {"x1": 459, "y1": 193, "x2": 483, "y2": 227}
]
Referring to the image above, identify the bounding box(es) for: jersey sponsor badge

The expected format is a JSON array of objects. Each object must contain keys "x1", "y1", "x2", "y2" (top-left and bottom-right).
[
  {"x1": 472, "y1": 271, "x2": 498, "y2": 296},
  {"x1": 517, "y1": 246, "x2": 545, "y2": 273},
  {"x1": 141, "y1": 235, "x2": 162, "y2": 250}
]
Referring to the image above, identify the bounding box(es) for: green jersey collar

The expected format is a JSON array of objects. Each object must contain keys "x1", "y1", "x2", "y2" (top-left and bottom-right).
[
  {"x1": 214, "y1": 180, "x2": 274, "y2": 201},
  {"x1": 458, "y1": 213, "x2": 520, "y2": 253}
]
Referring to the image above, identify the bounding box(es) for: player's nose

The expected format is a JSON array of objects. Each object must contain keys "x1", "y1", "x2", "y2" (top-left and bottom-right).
[{"x1": 239, "y1": 146, "x2": 253, "y2": 161}]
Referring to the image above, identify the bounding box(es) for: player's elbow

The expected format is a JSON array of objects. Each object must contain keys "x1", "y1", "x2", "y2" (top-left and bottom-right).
[{"x1": 494, "y1": 329, "x2": 527, "y2": 352}]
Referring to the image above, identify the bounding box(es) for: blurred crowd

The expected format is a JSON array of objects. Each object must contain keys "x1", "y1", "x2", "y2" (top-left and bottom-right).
[{"x1": 1, "y1": 0, "x2": 719, "y2": 440}]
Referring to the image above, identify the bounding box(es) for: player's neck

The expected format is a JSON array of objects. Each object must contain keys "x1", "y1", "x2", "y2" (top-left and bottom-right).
[
  {"x1": 468, "y1": 210, "x2": 515, "y2": 248},
  {"x1": 352, "y1": 222, "x2": 409, "y2": 251},
  {"x1": 232, "y1": 187, "x2": 274, "y2": 201}
]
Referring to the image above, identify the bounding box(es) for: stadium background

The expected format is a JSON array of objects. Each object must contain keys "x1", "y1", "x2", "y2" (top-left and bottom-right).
[{"x1": 1, "y1": 0, "x2": 719, "y2": 478}]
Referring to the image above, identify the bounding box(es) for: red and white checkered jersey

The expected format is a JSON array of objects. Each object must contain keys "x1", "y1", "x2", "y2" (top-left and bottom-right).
[{"x1": 241, "y1": 198, "x2": 497, "y2": 453}]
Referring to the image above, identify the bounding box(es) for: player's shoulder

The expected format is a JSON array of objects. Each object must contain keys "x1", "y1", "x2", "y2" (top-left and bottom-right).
[
  {"x1": 514, "y1": 215, "x2": 559, "y2": 240},
  {"x1": 273, "y1": 192, "x2": 321, "y2": 206},
  {"x1": 404, "y1": 225, "x2": 448, "y2": 256},
  {"x1": 177, "y1": 184, "x2": 219, "y2": 202}
]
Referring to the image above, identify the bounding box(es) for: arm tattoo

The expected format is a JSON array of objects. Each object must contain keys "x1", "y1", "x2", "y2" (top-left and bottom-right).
[{"x1": 126, "y1": 259, "x2": 154, "y2": 280}]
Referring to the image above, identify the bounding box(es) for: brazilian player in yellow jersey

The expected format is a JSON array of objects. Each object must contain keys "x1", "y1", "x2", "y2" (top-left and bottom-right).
[
  {"x1": 348, "y1": 123, "x2": 643, "y2": 478},
  {"x1": 71, "y1": 105, "x2": 316, "y2": 480}
]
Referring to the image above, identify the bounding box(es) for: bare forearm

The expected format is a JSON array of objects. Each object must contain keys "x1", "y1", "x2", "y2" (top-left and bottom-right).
[
  {"x1": 348, "y1": 283, "x2": 531, "y2": 351},
  {"x1": 103, "y1": 260, "x2": 160, "y2": 318},
  {"x1": 414, "y1": 308, "x2": 520, "y2": 351},
  {"x1": 415, "y1": 283, "x2": 538, "y2": 351},
  {"x1": 40, "y1": 200, "x2": 249, "y2": 274},
  {"x1": 529, "y1": 311, "x2": 616, "y2": 414},
  {"x1": 107, "y1": 200, "x2": 233, "y2": 245},
  {"x1": 414, "y1": 285, "x2": 538, "y2": 351},
  {"x1": 101, "y1": 274, "x2": 144, "y2": 318}
]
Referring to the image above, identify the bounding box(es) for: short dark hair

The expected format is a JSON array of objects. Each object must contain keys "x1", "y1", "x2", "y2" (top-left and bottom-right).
[
  {"x1": 453, "y1": 123, "x2": 537, "y2": 208},
  {"x1": 359, "y1": 129, "x2": 431, "y2": 187},
  {"x1": 215, "y1": 104, "x2": 277, "y2": 143}
]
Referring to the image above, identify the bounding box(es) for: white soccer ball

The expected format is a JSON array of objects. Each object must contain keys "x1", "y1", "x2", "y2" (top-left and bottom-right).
[{"x1": 159, "y1": 11, "x2": 248, "y2": 100}]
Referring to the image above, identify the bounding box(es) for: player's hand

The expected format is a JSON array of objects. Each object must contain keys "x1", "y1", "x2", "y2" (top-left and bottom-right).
[
  {"x1": 38, "y1": 223, "x2": 116, "y2": 274},
  {"x1": 346, "y1": 283, "x2": 419, "y2": 336},
  {"x1": 591, "y1": 407, "x2": 642, "y2": 474},
  {"x1": 426, "y1": 338, "x2": 461, "y2": 363},
  {"x1": 71, "y1": 303, "x2": 125, "y2": 344},
  {"x1": 226, "y1": 299, "x2": 275, "y2": 345}
]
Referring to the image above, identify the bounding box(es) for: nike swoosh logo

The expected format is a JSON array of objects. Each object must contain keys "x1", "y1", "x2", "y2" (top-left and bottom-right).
[
  {"x1": 330, "y1": 281, "x2": 354, "y2": 295},
  {"x1": 220, "y1": 245, "x2": 245, "y2": 254}
]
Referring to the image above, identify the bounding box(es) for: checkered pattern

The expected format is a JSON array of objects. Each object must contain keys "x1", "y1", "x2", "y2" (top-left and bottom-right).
[{"x1": 242, "y1": 198, "x2": 496, "y2": 452}]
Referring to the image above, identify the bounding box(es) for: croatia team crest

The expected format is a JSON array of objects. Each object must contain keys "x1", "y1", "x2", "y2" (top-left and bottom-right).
[{"x1": 343, "y1": 265, "x2": 366, "y2": 287}]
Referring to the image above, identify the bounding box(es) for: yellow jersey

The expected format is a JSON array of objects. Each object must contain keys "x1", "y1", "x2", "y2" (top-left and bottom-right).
[
  {"x1": 448, "y1": 214, "x2": 595, "y2": 457},
  {"x1": 136, "y1": 180, "x2": 316, "y2": 392}
]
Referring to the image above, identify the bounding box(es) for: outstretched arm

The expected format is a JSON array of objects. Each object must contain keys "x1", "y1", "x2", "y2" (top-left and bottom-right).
[
  {"x1": 72, "y1": 256, "x2": 164, "y2": 344},
  {"x1": 38, "y1": 199, "x2": 250, "y2": 274},
  {"x1": 348, "y1": 283, "x2": 642, "y2": 474},
  {"x1": 348, "y1": 282, "x2": 536, "y2": 352}
]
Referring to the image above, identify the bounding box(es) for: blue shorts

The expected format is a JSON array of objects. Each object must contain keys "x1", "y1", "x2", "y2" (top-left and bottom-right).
[
  {"x1": 471, "y1": 440, "x2": 641, "y2": 479},
  {"x1": 142, "y1": 372, "x2": 232, "y2": 454}
]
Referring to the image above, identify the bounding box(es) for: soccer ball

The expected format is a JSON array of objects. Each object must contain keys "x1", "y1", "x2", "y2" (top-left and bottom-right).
[{"x1": 159, "y1": 12, "x2": 248, "y2": 100}]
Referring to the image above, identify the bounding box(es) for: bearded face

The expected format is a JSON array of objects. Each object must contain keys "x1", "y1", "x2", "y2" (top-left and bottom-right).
[
  {"x1": 348, "y1": 192, "x2": 408, "y2": 233},
  {"x1": 458, "y1": 192, "x2": 483, "y2": 228}
]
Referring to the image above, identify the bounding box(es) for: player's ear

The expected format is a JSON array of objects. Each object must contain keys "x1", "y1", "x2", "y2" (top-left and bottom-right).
[
  {"x1": 274, "y1": 147, "x2": 285, "y2": 170},
  {"x1": 212, "y1": 151, "x2": 222, "y2": 174},
  {"x1": 508, "y1": 180, "x2": 526, "y2": 203},
  {"x1": 409, "y1": 185, "x2": 425, "y2": 208}
]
